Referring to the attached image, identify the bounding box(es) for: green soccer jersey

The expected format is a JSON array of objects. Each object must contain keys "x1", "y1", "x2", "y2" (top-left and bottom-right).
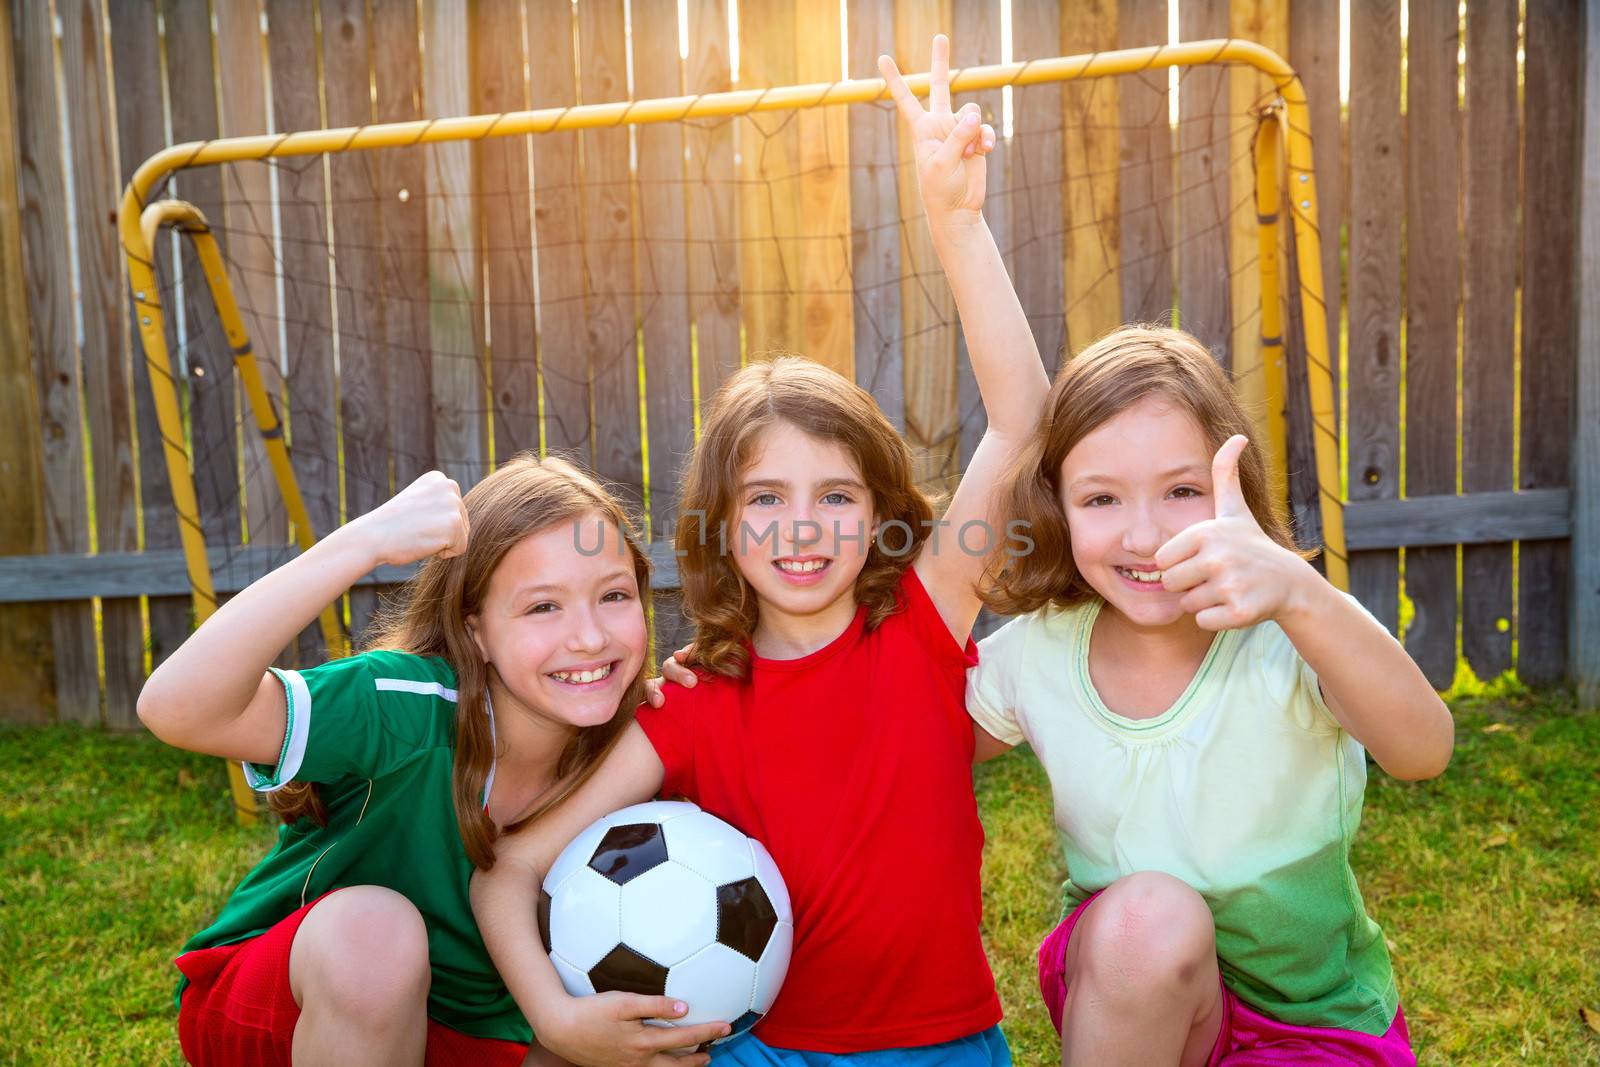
[{"x1": 175, "y1": 650, "x2": 530, "y2": 1044}]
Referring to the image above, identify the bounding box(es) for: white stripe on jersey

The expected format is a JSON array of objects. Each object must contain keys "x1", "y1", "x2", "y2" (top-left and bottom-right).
[{"x1": 374, "y1": 678, "x2": 459, "y2": 702}]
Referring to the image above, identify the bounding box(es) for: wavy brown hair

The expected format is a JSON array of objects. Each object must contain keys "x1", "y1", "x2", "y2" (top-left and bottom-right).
[
  {"x1": 268, "y1": 453, "x2": 650, "y2": 870},
  {"x1": 676, "y1": 356, "x2": 935, "y2": 678},
  {"x1": 985, "y1": 324, "x2": 1304, "y2": 617}
]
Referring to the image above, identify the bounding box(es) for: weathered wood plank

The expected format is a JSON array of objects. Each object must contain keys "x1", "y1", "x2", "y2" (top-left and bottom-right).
[
  {"x1": 0, "y1": 0, "x2": 54, "y2": 724},
  {"x1": 371, "y1": 0, "x2": 432, "y2": 495},
  {"x1": 1285, "y1": 0, "x2": 1341, "y2": 548},
  {"x1": 1401, "y1": 0, "x2": 1461, "y2": 687},
  {"x1": 11, "y1": 0, "x2": 97, "y2": 724},
  {"x1": 632, "y1": 0, "x2": 694, "y2": 541},
  {"x1": 577, "y1": 0, "x2": 643, "y2": 513},
  {"x1": 111, "y1": 0, "x2": 190, "y2": 675},
  {"x1": 1518, "y1": 0, "x2": 1581, "y2": 686},
  {"x1": 215, "y1": 0, "x2": 288, "y2": 553},
  {"x1": 1461, "y1": 1, "x2": 1517, "y2": 678},
  {"x1": 632, "y1": 1, "x2": 693, "y2": 642},
  {"x1": 0, "y1": 543, "x2": 684, "y2": 602},
  {"x1": 951, "y1": 1, "x2": 1004, "y2": 470},
  {"x1": 1009, "y1": 0, "x2": 1064, "y2": 372},
  {"x1": 61, "y1": 0, "x2": 141, "y2": 723},
  {"x1": 896, "y1": 0, "x2": 960, "y2": 493},
  {"x1": 795, "y1": 0, "x2": 854, "y2": 379},
  {"x1": 267, "y1": 0, "x2": 341, "y2": 663},
  {"x1": 738, "y1": 0, "x2": 801, "y2": 359},
  {"x1": 527, "y1": 0, "x2": 589, "y2": 460},
  {"x1": 328, "y1": 0, "x2": 393, "y2": 644},
  {"x1": 422, "y1": 0, "x2": 485, "y2": 488},
  {"x1": 1343, "y1": 490, "x2": 1570, "y2": 552},
  {"x1": 684, "y1": 0, "x2": 742, "y2": 409},
  {"x1": 1576, "y1": 0, "x2": 1600, "y2": 703},
  {"x1": 0, "y1": 548, "x2": 415, "y2": 602},
  {"x1": 1061, "y1": 0, "x2": 1120, "y2": 358},
  {"x1": 1116, "y1": 0, "x2": 1171, "y2": 324},
  {"x1": 1176, "y1": 0, "x2": 1230, "y2": 362},
  {"x1": 846, "y1": 0, "x2": 904, "y2": 429},
  {"x1": 1345, "y1": 0, "x2": 1401, "y2": 632},
  {"x1": 474, "y1": 0, "x2": 539, "y2": 468},
  {"x1": 1228, "y1": 0, "x2": 1286, "y2": 447},
  {"x1": 648, "y1": 589, "x2": 698, "y2": 667},
  {"x1": 165, "y1": 0, "x2": 238, "y2": 553}
]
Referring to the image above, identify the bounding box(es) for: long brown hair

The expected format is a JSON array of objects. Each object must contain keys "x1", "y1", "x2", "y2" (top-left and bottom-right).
[
  {"x1": 676, "y1": 356, "x2": 935, "y2": 678},
  {"x1": 985, "y1": 324, "x2": 1304, "y2": 617},
  {"x1": 268, "y1": 453, "x2": 651, "y2": 870}
]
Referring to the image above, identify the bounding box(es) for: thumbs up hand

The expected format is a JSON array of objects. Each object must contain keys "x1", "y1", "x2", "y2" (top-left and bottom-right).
[{"x1": 1154, "y1": 436, "x2": 1313, "y2": 631}]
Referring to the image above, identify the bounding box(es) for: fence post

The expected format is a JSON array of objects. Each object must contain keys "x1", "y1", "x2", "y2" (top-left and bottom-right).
[
  {"x1": 1575, "y1": 4, "x2": 1600, "y2": 707},
  {"x1": 0, "y1": 0, "x2": 56, "y2": 723}
]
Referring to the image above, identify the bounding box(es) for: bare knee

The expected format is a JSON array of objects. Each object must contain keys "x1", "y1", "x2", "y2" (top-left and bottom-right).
[
  {"x1": 290, "y1": 886, "x2": 430, "y2": 1017},
  {"x1": 1071, "y1": 872, "x2": 1217, "y2": 998}
]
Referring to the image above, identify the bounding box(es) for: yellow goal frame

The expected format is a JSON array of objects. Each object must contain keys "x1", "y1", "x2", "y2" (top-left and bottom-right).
[{"x1": 118, "y1": 39, "x2": 1340, "y2": 823}]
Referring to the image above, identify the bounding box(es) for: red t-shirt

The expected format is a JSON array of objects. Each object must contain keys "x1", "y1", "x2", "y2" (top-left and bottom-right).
[{"x1": 634, "y1": 566, "x2": 1001, "y2": 1052}]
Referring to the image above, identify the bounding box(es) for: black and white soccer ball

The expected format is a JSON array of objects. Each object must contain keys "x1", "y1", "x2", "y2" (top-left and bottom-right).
[{"x1": 536, "y1": 800, "x2": 794, "y2": 1041}]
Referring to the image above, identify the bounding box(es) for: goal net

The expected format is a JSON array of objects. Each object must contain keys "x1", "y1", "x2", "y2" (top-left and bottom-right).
[{"x1": 121, "y1": 35, "x2": 1337, "y2": 726}]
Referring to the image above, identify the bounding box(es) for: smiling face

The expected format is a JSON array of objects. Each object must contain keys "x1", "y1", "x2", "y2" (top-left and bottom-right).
[
  {"x1": 467, "y1": 513, "x2": 648, "y2": 731},
  {"x1": 1058, "y1": 393, "x2": 1218, "y2": 630},
  {"x1": 731, "y1": 420, "x2": 878, "y2": 632}
]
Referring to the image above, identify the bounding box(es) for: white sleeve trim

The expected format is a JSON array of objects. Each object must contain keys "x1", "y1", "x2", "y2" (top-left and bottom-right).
[{"x1": 242, "y1": 668, "x2": 313, "y2": 792}]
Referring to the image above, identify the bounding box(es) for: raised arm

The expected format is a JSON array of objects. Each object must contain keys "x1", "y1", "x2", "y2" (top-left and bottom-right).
[
  {"x1": 136, "y1": 471, "x2": 468, "y2": 763},
  {"x1": 472, "y1": 723, "x2": 730, "y2": 1066},
  {"x1": 880, "y1": 35, "x2": 1052, "y2": 642}
]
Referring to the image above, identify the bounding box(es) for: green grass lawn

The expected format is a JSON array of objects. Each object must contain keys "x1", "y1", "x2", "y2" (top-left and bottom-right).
[{"x1": 3, "y1": 690, "x2": 1598, "y2": 1065}]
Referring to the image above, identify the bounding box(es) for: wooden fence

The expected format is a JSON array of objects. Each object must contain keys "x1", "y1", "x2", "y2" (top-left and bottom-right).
[{"x1": 0, "y1": 0, "x2": 1595, "y2": 729}]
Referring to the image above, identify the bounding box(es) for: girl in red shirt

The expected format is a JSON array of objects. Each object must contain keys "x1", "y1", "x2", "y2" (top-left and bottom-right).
[{"x1": 473, "y1": 35, "x2": 1049, "y2": 1066}]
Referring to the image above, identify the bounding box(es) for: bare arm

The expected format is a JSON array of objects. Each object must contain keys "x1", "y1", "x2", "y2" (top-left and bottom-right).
[
  {"x1": 972, "y1": 722, "x2": 1016, "y2": 764},
  {"x1": 880, "y1": 37, "x2": 1051, "y2": 643},
  {"x1": 472, "y1": 724, "x2": 729, "y2": 1065},
  {"x1": 1277, "y1": 577, "x2": 1454, "y2": 781},
  {"x1": 136, "y1": 471, "x2": 468, "y2": 763}
]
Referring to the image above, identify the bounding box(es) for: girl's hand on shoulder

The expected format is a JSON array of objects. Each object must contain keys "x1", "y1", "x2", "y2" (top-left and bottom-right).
[
  {"x1": 539, "y1": 992, "x2": 728, "y2": 1067},
  {"x1": 1154, "y1": 436, "x2": 1317, "y2": 631},
  {"x1": 347, "y1": 470, "x2": 469, "y2": 567},
  {"x1": 879, "y1": 34, "x2": 996, "y2": 227},
  {"x1": 642, "y1": 645, "x2": 698, "y2": 708}
]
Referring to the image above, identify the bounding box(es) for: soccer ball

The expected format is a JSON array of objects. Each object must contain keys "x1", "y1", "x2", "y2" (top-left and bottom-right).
[{"x1": 536, "y1": 800, "x2": 794, "y2": 1041}]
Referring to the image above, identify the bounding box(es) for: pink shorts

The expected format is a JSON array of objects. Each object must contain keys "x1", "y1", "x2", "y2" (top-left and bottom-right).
[
  {"x1": 175, "y1": 891, "x2": 529, "y2": 1067},
  {"x1": 1037, "y1": 891, "x2": 1416, "y2": 1066}
]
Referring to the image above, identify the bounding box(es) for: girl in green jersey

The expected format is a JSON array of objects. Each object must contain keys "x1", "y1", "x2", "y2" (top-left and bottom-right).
[{"x1": 140, "y1": 455, "x2": 728, "y2": 1067}]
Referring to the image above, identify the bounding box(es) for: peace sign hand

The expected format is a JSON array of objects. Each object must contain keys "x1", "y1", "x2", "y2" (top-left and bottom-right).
[
  {"x1": 878, "y1": 34, "x2": 997, "y2": 225},
  {"x1": 1154, "y1": 436, "x2": 1316, "y2": 631}
]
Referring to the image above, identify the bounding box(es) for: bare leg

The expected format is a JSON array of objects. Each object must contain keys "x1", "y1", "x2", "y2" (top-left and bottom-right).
[
  {"x1": 522, "y1": 1041, "x2": 576, "y2": 1067},
  {"x1": 1059, "y1": 872, "x2": 1226, "y2": 1067},
  {"x1": 289, "y1": 885, "x2": 431, "y2": 1067}
]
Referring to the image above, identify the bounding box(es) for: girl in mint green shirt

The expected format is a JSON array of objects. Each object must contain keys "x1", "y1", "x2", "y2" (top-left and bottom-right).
[{"x1": 968, "y1": 326, "x2": 1452, "y2": 1066}]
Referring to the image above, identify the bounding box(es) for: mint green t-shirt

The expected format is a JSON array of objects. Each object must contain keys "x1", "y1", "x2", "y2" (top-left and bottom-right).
[
  {"x1": 175, "y1": 650, "x2": 530, "y2": 1044},
  {"x1": 967, "y1": 597, "x2": 1399, "y2": 1036}
]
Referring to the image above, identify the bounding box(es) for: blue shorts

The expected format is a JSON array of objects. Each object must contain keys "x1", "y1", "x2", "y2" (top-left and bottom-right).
[{"x1": 710, "y1": 1025, "x2": 1011, "y2": 1066}]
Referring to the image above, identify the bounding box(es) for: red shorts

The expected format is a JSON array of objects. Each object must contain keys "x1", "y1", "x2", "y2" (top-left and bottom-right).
[
  {"x1": 175, "y1": 891, "x2": 529, "y2": 1067},
  {"x1": 1037, "y1": 891, "x2": 1416, "y2": 1066}
]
